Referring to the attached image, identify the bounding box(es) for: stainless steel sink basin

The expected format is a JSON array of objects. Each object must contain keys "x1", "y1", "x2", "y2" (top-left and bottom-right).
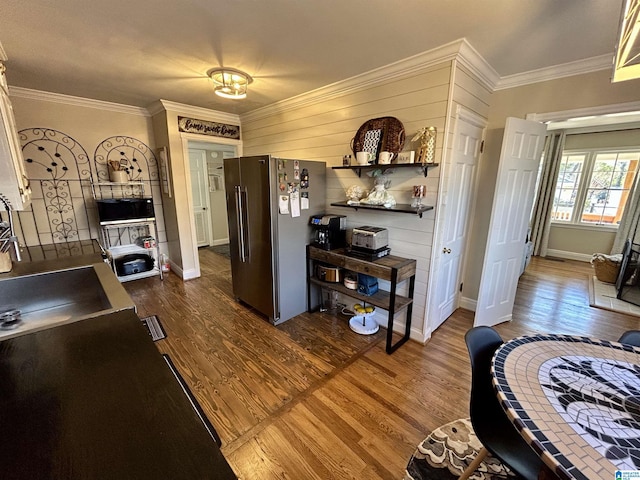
[{"x1": 0, "y1": 262, "x2": 135, "y2": 340}]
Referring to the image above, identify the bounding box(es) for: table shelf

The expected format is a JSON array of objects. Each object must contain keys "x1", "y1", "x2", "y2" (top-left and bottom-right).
[
  {"x1": 307, "y1": 245, "x2": 416, "y2": 354},
  {"x1": 308, "y1": 277, "x2": 413, "y2": 312}
]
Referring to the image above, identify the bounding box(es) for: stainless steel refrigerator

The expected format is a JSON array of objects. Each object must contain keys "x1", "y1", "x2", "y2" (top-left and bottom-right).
[{"x1": 223, "y1": 155, "x2": 326, "y2": 325}]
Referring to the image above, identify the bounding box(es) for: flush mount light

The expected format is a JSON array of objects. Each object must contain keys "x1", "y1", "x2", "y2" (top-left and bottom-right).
[{"x1": 207, "y1": 67, "x2": 253, "y2": 99}]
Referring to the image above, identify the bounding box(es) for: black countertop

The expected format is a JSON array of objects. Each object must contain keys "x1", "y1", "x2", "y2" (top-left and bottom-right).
[{"x1": 0, "y1": 310, "x2": 236, "y2": 480}]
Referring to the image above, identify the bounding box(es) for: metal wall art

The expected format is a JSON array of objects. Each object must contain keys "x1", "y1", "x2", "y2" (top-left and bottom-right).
[
  {"x1": 94, "y1": 136, "x2": 159, "y2": 183},
  {"x1": 17, "y1": 128, "x2": 95, "y2": 244},
  {"x1": 14, "y1": 131, "x2": 166, "y2": 249}
]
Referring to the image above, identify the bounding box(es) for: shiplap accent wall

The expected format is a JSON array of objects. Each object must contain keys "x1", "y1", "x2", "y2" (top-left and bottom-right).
[{"x1": 241, "y1": 58, "x2": 492, "y2": 341}]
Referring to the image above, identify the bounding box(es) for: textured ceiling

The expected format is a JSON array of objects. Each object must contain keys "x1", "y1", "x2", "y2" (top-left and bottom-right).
[{"x1": 2, "y1": 0, "x2": 623, "y2": 114}]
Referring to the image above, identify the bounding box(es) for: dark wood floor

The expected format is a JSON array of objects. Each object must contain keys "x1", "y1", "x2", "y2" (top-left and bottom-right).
[{"x1": 124, "y1": 251, "x2": 640, "y2": 480}]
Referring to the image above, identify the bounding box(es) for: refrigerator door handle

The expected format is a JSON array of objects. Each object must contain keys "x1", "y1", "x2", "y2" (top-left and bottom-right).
[{"x1": 234, "y1": 186, "x2": 248, "y2": 262}]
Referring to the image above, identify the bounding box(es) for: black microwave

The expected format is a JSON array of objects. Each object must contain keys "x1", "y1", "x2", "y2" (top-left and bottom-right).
[{"x1": 96, "y1": 198, "x2": 155, "y2": 222}]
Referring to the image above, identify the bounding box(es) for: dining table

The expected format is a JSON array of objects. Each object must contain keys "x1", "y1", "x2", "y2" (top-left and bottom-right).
[{"x1": 491, "y1": 333, "x2": 640, "y2": 480}]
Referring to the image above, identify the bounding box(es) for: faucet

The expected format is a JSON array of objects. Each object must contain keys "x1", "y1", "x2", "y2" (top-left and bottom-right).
[{"x1": 0, "y1": 197, "x2": 21, "y2": 262}]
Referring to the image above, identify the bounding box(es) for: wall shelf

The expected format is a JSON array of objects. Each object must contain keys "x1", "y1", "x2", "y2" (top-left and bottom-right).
[
  {"x1": 330, "y1": 201, "x2": 433, "y2": 218},
  {"x1": 92, "y1": 181, "x2": 162, "y2": 282},
  {"x1": 332, "y1": 162, "x2": 439, "y2": 177}
]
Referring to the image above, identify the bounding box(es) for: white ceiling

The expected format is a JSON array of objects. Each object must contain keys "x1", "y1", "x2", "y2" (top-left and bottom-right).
[{"x1": 2, "y1": 0, "x2": 623, "y2": 115}]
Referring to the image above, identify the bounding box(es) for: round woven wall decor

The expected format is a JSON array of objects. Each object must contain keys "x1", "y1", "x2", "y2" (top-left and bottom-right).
[{"x1": 351, "y1": 117, "x2": 405, "y2": 159}]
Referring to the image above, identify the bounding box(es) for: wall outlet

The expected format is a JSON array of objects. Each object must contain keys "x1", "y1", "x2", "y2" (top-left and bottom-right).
[{"x1": 397, "y1": 151, "x2": 415, "y2": 164}]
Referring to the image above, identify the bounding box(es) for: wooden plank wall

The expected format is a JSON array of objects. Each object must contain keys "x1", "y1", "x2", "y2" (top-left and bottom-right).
[{"x1": 240, "y1": 60, "x2": 491, "y2": 340}]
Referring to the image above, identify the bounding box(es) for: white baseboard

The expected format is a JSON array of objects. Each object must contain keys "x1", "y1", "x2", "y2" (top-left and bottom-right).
[
  {"x1": 459, "y1": 296, "x2": 477, "y2": 312},
  {"x1": 169, "y1": 262, "x2": 184, "y2": 279},
  {"x1": 169, "y1": 262, "x2": 199, "y2": 280},
  {"x1": 212, "y1": 238, "x2": 229, "y2": 246},
  {"x1": 544, "y1": 249, "x2": 591, "y2": 262},
  {"x1": 182, "y1": 267, "x2": 200, "y2": 280}
]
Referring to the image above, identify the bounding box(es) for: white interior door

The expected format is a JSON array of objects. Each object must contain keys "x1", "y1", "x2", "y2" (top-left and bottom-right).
[
  {"x1": 431, "y1": 109, "x2": 485, "y2": 331},
  {"x1": 474, "y1": 117, "x2": 547, "y2": 327},
  {"x1": 189, "y1": 149, "x2": 212, "y2": 247}
]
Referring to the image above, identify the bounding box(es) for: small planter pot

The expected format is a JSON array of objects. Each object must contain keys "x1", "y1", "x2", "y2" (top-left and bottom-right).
[{"x1": 109, "y1": 170, "x2": 128, "y2": 183}]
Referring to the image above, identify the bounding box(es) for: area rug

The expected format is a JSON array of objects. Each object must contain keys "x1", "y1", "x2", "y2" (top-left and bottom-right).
[
  {"x1": 162, "y1": 354, "x2": 222, "y2": 447},
  {"x1": 404, "y1": 418, "x2": 514, "y2": 480},
  {"x1": 140, "y1": 315, "x2": 167, "y2": 341},
  {"x1": 208, "y1": 243, "x2": 230, "y2": 259},
  {"x1": 588, "y1": 276, "x2": 640, "y2": 318}
]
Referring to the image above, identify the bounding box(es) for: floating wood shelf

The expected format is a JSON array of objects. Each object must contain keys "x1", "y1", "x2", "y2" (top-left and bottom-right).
[
  {"x1": 330, "y1": 201, "x2": 433, "y2": 218},
  {"x1": 332, "y1": 162, "x2": 439, "y2": 177}
]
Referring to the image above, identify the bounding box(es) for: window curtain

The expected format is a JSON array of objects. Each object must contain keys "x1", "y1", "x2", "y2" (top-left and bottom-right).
[
  {"x1": 612, "y1": 172, "x2": 640, "y2": 254},
  {"x1": 530, "y1": 131, "x2": 566, "y2": 257}
]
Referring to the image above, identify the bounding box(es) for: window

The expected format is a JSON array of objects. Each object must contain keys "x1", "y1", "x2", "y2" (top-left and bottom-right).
[{"x1": 551, "y1": 149, "x2": 640, "y2": 227}]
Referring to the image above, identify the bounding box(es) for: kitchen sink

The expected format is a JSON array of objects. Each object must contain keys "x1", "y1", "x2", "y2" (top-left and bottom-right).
[{"x1": 0, "y1": 262, "x2": 135, "y2": 340}]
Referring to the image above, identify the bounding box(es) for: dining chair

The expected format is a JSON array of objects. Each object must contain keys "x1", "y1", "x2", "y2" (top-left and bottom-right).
[
  {"x1": 618, "y1": 330, "x2": 640, "y2": 347},
  {"x1": 460, "y1": 326, "x2": 545, "y2": 480}
]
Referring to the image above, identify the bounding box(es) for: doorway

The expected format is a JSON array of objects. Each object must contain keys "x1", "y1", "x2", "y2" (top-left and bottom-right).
[
  {"x1": 184, "y1": 139, "x2": 239, "y2": 271},
  {"x1": 527, "y1": 110, "x2": 640, "y2": 263}
]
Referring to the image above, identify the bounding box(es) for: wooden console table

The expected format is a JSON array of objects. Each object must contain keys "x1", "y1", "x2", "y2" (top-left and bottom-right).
[{"x1": 306, "y1": 245, "x2": 416, "y2": 354}]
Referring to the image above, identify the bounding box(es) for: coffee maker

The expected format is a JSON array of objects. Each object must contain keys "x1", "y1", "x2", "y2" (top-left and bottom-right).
[{"x1": 309, "y1": 215, "x2": 347, "y2": 250}]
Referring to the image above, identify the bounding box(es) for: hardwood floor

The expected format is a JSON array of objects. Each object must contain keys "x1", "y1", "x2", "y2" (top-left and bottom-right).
[{"x1": 124, "y1": 251, "x2": 639, "y2": 479}]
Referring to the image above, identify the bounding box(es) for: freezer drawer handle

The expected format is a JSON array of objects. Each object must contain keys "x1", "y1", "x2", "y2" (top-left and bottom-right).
[{"x1": 234, "y1": 186, "x2": 248, "y2": 262}]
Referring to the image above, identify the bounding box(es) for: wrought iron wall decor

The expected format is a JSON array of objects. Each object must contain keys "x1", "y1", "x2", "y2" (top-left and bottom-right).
[
  {"x1": 16, "y1": 128, "x2": 96, "y2": 244},
  {"x1": 12, "y1": 129, "x2": 166, "y2": 250},
  {"x1": 93, "y1": 136, "x2": 162, "y2": 249},
  {"x1": 93, "y1": 136, "x2": 159, "y2": 183}
]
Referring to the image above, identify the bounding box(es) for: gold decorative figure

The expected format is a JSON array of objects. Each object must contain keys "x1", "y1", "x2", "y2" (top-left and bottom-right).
[{"x1": 412, "y1": 127, "x2": 437, "y2": 164}]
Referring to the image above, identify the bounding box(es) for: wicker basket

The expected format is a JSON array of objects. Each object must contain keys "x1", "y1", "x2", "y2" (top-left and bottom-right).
[{"x1": 591, "y1": 254, "x2": 621, "y2": 284}]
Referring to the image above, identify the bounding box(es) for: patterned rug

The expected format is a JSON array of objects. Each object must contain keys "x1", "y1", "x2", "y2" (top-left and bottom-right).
[
  {"x1": 404, "y1": 418, "x2": 514, "y2": 480},
  {"x1": 208, "y1": 243, "x2": 230, "y2": 259}
]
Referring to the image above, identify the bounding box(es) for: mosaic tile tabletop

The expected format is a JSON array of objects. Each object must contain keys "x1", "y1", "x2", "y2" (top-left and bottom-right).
[{"x1": 492, "y1": 334, "x2": 640, "y2": 480}]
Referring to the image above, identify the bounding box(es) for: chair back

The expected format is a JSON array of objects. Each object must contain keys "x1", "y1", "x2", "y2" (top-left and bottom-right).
[
  {"x1": 465, "y1": 326, "x2": 504, "y2": 425},
  {"x1": 464, "y1": 326, "x2": 545, "y2": 480},
  {"x1": 619, "y1": 330, "x2": 640, "y2": 347}
]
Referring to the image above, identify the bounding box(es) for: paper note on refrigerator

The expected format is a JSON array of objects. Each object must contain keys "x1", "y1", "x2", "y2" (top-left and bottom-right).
[
  {"x1": 279, "y1": 195, "x2": 289, "y2": 214},
  {"x1": 290, "y1": 191, "x2": 300, "y2": 218},
  {"x1": 301, "y1": 192, "x2": 309, "y2": 210}
]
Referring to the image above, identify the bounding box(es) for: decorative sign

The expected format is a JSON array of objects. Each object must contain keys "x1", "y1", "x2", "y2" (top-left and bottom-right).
[{"x1": 177, "y1": 116, "x2": 240, "y2": 140}]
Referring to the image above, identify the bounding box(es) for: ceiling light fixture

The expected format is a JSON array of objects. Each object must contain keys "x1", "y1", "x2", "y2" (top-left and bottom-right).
[
  {"x1": 612, "y1": 0, "x2": 640, "y2": 82},
  {"x1": 207, "y1": 67, "x2": 253, "y2": 99}
]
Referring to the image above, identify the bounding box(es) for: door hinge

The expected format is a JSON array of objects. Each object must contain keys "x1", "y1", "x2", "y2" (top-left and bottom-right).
[
  {"x1": 459, "y1": 282, "x2": 463, "y2": 292},
  {"x1": 480, "y1": 140, "x2": 484, "y2": 153}
]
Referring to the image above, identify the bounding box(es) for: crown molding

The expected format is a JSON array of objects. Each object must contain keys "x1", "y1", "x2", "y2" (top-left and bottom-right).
[
  {"x1": 242, "y1": 38, "x2": 497, "y2": 124},
  {"x1": 8, "y1": 86, "x2": 150, "y2": 116},
  {"x1": 526, "y1": 100, "x2": 640, "y2": 123},
  {"x1": 150, "y1": 99, "x2": 240, "y2": 125},
  {"x1": 455, "y1": 40, "x2": 500, "y2": 91},
  {"x1": 495, "y1": 54, "x2": 612, "y2": 90}
]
